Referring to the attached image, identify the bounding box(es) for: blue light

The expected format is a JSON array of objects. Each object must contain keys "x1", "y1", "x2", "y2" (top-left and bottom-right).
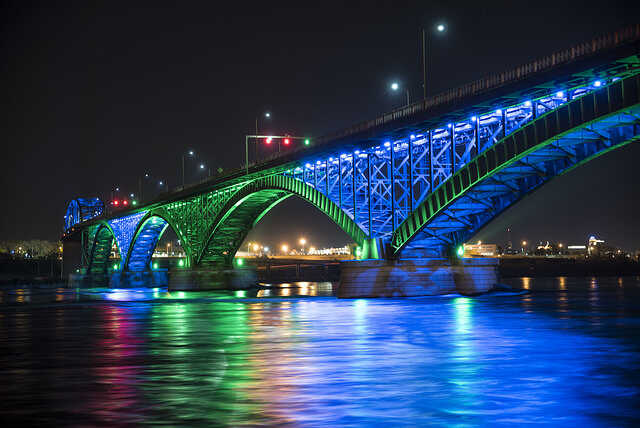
[
  {"x1": 340, "y1": 153, "x2": 347, "y2": 158},
  {"x1": 524, "y1": 100, "x2": 532, "y2": 107},
  {"x1": 496, "y1": 109, "x2": 502, "y2": 115},
  {"x1": 329, "y1": 157, "x2": 334, "y2": 161},
  {"x1": 410, "y1": 134, "x2": 415, "y2": 140},
  {"x1": 556, "y1": 91, "x2": 564, "y2": 97},
  {"x1": 305, "y1": 163, "x2": 312, "y2": 168},
  {"x1": 384, "y1": 141, "x2": 390, "y2": 147},
  {"x1": 471, "y1": 116, "x2": 477, "y2": 122},
  {"x1": 447, "y1": 123, "x2": 452, "y2": 128},
  {"x1": 316, "y1": 160, "x2": 322, "y2": 165},
  {"x1": 594, "y1": 80, "x2": 602, "y2": 87},
  {"x1": 354, "y1": 150, "x2": 360, "y2": 154}
]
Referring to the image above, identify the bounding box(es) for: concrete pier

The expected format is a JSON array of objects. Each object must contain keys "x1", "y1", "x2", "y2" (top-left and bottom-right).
[
  {"x1": 168, "y1": 267, "x2": 257, "y2": 291},
  {"x1": 338, "y1": 257, "x2": 499, "y2": 298}
]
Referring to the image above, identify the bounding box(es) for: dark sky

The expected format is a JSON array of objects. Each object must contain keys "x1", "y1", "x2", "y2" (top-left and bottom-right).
[{"x1": 2, "y1": 1, "x2": 639, "y2": 251}]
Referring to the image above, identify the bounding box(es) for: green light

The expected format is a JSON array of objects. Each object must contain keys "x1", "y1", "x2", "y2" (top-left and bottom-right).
[
  {"x1": 456, "y1": 246, "x2": 464, "y2": 257},
  {"x1": 235, "y1": 290, "x2": 246, "y2": 298},
  {"x1": 132, "y1": 200, "x2": 137, "y2": 205},
  {"x1": 113, "y1": 263, "x2": 118, "y2": 270},
  {"x1": 153, "y1": 262, "x2": 159, "y2": 269},
  {"x1": 178, "y1": 259, "x2": 184, "y2": 267},
  {"x1": 304, "y1": 139, "x2": 310, "y2": 146},
  {"x1": 236, "y1": 258, "x2": 244, "y2": 266}
]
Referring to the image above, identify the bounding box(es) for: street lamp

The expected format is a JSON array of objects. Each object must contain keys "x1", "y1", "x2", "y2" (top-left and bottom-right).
[
  {"x1": 281, "y1": 244, "x2": 289, "y2": 255},
  {"x1": 390, "y1": 81, "x2": 410, "y2": 106},
  {"x1": 422, "y1": 22, "x2": 447, "y2": 98},
  {"x1": 299, "y1": 237, "x2": 307, "y2": 254},
  {"x1": 182, "y1": 150, "x2": 195, "y2": 187}
]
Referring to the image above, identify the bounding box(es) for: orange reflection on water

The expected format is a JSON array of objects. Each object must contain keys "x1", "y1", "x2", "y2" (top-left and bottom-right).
[
  {"x1": 522, "y1": 277, "x2": 531, "y2": 290},
  {"x1": 558, "y1": 277, "x2": 566, "y2": 290}
]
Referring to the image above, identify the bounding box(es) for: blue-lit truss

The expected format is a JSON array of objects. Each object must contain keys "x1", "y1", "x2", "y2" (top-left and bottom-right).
[
  {"x1": 125, "y1": 215, "x2": 169, "y2": 271},
  {"x1": 64, "y1": 198, "x2": 104, "y2": 231},
  {"x1": 282, "y1": 76, "x2": 639, "y2": 255},
  {"x1": 108, "y1": 211, "x2": 148, "y2": 269}
]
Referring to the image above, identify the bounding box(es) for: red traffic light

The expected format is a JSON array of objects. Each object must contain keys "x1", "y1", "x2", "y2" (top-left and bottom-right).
[
  {"x1": 113, "y1": 200, "x2": 119, "y2": 206},
  {"x1": 123, "y1": 200, "x2": 128, "y2": 206},
  {"x1": 283, "y1": 138, "x2": 290, "y2": 145},
  {"x1": 265, "y1": 137, "x2": 272, "y2": 144}
]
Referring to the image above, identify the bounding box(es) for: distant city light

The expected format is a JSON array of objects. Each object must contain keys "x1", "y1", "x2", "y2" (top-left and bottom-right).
[
  {"x1": 556, "y1": 91, "x2": 564, "y2": 97},
  {"x1": 456, "y1": 246, "x2": 464, "y2": 257},
  {"x1": 130, "y1": 193, "x2": 134, "y2": 198},
  {"x1": 304, "y1": 138, "x2": 310, "y2": 145},
  {"x1": 524, "y1": 100, "x2": 532, "y2": 107},
  {"x1": 281, "y1": 244, "x2": 289, "y2": 253},
  {"x1": 390, "y1": 82, "x2": 399, "y2": 91},
  {"x1": 188, "y1": 150, "x2": 194, "y2": 155},
  {"x1": 436, "y1": 23, "x2": 445, "y2": 32},
  {"x1": 384, "y1": 141, "x2": 390, "y2": 147},
  {"x1": 594, "y1": 80, "x2": 602, "y2": 87},
  {"x1": 178, "y1": 259, "x2": 184, "y2": 267},
  {"x1": 236, "y1": 258, "x2": 244, "y2": 266},
  {"x1": 265, "y1": 112, "x2": 271, "y2": 118},
  {"x1": 200, "y1": 164, "x2": 205, "y2": 169},
  {"x1": 410, "y1": 134, "x2": 415, "y2": 140}
]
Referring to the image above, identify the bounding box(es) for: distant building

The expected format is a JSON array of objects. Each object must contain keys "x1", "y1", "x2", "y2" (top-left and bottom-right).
[{"x1": 463, "y1": 243, "x2": 497, "y2": 257}]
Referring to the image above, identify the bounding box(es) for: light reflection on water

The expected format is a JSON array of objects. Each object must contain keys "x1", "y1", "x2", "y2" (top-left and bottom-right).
[{"x1": 0, "y1": 277, "x2": 639, "y2": 426}]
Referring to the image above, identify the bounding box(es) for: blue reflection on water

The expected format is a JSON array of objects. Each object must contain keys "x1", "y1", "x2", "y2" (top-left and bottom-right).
[{"x1": 0, "y1": 276, "x2": 638, "y2": 426}]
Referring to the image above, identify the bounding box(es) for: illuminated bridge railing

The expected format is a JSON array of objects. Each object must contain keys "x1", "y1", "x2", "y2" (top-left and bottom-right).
[{"x1": 282, "y1": 75, "x2": 633, "y2": 238}]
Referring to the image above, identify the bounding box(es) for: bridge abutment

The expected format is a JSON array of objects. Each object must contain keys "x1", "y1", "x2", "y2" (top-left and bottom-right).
[{"x1": 337, "y1": 258, "x2": 499, "y2": 298}]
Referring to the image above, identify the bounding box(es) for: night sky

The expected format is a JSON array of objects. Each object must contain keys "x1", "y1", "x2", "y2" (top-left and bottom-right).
[{"x1": 2, "y1": 1, "x2": 639, "y2": 251}]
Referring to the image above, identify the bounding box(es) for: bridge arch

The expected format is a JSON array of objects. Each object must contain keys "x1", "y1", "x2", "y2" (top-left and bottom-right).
[
  {"x1": 392, "y1": 74, "x2": 640, "y2": 257},
  {"x1": 123, "y1": 211, "x2": 192, "y2": 271},
  {"x1": 197, "y1": 174, "x2": 368, "y2": 267},
  {"x1": 87, "y1": 222, "x2": 117, "y2": 274}
]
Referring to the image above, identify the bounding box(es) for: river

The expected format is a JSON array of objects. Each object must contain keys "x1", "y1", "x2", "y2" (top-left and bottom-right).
[{"x1": 1, "y1": 276, "x2": 639, "y2": 426}]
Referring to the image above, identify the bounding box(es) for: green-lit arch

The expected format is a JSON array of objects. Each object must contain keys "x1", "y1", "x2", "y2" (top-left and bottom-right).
[
  {"x1": 87, "y1": 222, "x2": 117, "y2": 274},
  {"x1": 197, "y1": 174, "x2": 368, "y2": 266},
  {"x1": 392, "y1": 74, "x2": 640, "y2": 256}
]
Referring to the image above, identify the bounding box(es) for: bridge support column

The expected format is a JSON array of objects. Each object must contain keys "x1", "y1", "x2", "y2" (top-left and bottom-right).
[
  {"x1": 168, "y1": 266, "x2": 257, "y2": 291},
  {"x1": 338, "y1": 257, "x2": 498, "y2": 298}
]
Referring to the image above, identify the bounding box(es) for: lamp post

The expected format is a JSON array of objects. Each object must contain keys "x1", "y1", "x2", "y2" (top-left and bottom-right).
[
  {"x1": 390, "y1": 81, "x2": 410, "y2": 106},
  {"x1": 299, "y1": 237, "x2": 306, "y2": 255},
  {"x1": 422, "y1": 22, "x2": 446, "y2": 99},
  {"x1": 182, "y1": 150, "x2": 194, "y2": 187}
]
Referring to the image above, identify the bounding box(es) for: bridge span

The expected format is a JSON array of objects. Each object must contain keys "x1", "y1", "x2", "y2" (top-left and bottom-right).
[{"x1": 62, "y1": 25, "x2": 640, "y2": 297}]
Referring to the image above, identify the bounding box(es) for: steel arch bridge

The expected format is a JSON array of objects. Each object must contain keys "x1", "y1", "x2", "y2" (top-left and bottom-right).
[{"x1": 63, "y1": 26, "x2": 640, "y2": 276}]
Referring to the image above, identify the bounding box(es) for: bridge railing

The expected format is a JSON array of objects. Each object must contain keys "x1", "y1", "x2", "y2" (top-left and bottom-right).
[{"x1": 314, "y1": 24, "x2": 640, "y2": 145}]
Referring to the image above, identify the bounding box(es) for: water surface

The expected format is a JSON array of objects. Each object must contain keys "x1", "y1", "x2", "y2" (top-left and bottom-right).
[{"x1": 1, "y1": 277, "x2": 639, "y2": 426}]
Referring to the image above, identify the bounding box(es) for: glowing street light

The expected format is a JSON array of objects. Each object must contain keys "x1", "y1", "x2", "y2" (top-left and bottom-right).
[
  {"x1": 182, "y1": 150, "x2": 195, "y2": 187},
  {"x1": 390, "y1": 81, "x2": 410, "y2": 106},
  {"x1": 422, "y1": 21, "x2": 448, "y2": 98},
  {"x1": 281, "y1": 244, "x2": 289, "y2": 254},
  {"x1": 299, "y1": 237, "x2": 307, "y2": 254}
]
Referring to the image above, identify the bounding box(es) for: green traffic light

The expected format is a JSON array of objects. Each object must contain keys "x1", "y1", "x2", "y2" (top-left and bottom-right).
[{"x1": 304, "y1": 139, "x2": 310, "y2": 146}]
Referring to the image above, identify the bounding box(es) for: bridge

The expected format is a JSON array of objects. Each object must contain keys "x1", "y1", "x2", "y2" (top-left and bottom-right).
[{"x1": 62, "y1": 25, "x2": 640, "y2": 297}]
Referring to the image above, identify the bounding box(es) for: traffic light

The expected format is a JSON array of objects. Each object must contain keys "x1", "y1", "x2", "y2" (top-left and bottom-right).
[
  {"x1": 304, "y1": 138, "x2": 310, "y2": 146},
  {"x1": 265, "y1": 137, "x2": 272, "y2": 144},
  {"x1": 283, "y1": 138, "x2": 290, "y2": 145}
]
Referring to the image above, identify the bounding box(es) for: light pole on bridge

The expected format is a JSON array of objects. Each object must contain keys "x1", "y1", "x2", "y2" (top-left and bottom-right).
[
  {"x1": 182, "y1": 150, "x2": 195, "y2": 187},
  {"x1": 422, "y1": 22, "x2": 447, "y2": 99}
]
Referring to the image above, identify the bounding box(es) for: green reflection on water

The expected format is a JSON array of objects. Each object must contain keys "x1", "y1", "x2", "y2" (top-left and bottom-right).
[{"x1": 145, "y1": 300, "x2": 263, "y2": 425}]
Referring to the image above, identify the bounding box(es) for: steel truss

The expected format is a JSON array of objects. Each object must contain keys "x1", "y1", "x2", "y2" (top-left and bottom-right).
[{"x1": 75, "y1": 71, "x2": 639, "y2": 272}]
